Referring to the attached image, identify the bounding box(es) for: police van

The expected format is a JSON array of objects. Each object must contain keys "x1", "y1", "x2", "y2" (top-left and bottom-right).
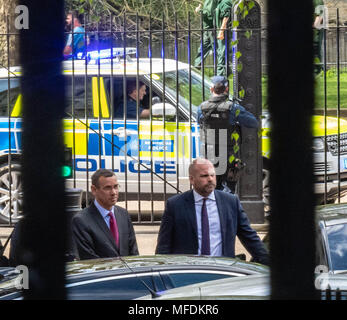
[{"x1": 0, "y1": 48, "x2": 346, "y2": 223}]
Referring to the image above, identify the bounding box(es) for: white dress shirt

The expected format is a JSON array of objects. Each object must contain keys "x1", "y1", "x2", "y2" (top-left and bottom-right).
[
  {"x1": 193, "y1": 190, "x2": 222, "y2": 256},
  {"x1": 94, "y1": 199, "x2": 115, "y2": 229}
]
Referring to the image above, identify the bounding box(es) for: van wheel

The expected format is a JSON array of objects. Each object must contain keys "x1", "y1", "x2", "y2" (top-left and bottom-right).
[
  {"x1": 0, "y1": 163, "x2": 23, "y2": 224},
  {"x1": 263, "y1": 159, "x2": 270, "y2": 216}
]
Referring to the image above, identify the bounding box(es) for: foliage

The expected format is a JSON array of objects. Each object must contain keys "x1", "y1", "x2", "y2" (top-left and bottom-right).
[
  {"x1": 262, "y1": 69, "x2": 347, "y2": 110},
  {"x1": 314, "y1": 69, "x2": 347, "y2": 109},
  {"x1": 65, "y1": 0, "x2": 201, "y2": 32}
]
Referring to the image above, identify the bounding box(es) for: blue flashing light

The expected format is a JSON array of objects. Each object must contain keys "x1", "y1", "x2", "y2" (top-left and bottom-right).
[
  {"x1": 174, "y1": 40, "x2": 178, "y2": 61},
  {"x1": 148, "y1": 47, "x2": 152, "y2": 59},
  {"x1": 76, "y1": 47, "x2": 137, "y2": 62},
  {"x1": 161, "y1": 44, "x2": 165, "y2": 59}
]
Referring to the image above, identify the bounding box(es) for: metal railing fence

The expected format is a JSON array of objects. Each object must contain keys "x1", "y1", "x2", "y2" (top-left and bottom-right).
[
  {"x1": 0, "y1": 8, "x2": 346, "y2": 226},
  {"x1": 320, "y1": 287, "x2": 347, "y2": 300}
]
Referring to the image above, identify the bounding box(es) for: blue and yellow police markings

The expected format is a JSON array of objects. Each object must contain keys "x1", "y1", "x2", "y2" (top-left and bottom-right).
[
  {"x1": 70, "y1": 119, "x2": 199, "y2": 175},
  {"x1": 137, "y1": 121, "x2": 198, "y2": 160},
  {"x1": 0, "y1": 119, "x2": 22, "y2": 156},
  {"x1": 63, "y1": 119, "x2": 89, "y2": 156}
]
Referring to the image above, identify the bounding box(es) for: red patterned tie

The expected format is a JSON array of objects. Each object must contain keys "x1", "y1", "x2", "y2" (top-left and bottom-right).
[{"x1": 108, "y1": 212, "x2": 119, "y2": 247}]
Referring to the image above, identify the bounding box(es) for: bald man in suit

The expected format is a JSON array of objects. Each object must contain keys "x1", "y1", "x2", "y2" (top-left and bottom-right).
[{"x1": 156, "y1": 158, "x2": 269, "y2": 265}]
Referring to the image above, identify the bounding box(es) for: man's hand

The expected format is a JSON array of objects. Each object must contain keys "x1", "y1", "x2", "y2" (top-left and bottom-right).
[
  {"x1": 217, "y1": 17, "x2": 229, "y2": 40},
  {"x1": 195, "y1": 3, "x2": 202, "y2": 14},
  {"x1": 313, "y1": 15, "x2": 323, "y2": 29},
  {"x1": 63, "y1": 45, "x2": 72, "y2": 55}
]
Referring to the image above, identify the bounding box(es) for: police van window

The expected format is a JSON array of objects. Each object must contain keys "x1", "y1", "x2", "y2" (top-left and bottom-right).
[
  {"x1": 151, "y1": 69, "x2": 211, "y2": 120},
  {"x1": 0, "y1": 79, "x2": 21, "y2": 117},
  {"x1": 108, "y1": 77, "x2": 150, "y2": 120},
  {"x1": 106, "y1": 77, "x2": 125, "y2": 117},
  {"x1": 64, "y1": 76, "x2": 93, "y2": 119}
]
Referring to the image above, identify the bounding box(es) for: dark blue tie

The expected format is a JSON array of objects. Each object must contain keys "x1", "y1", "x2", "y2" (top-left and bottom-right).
[{"x1": 201, "y1": 198, "x2": 210, "y2": 255}]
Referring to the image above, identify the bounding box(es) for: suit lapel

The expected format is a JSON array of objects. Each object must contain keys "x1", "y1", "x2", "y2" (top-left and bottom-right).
[
  {"x1": 185, "y1": 190, "x2": 198, "y2": 241},
  {"x1": 90, "y1": 203, "x2": 119, "y2": 253},
  {"x1": 214, "y1": 190, "x2": 227, "y2": 252}
]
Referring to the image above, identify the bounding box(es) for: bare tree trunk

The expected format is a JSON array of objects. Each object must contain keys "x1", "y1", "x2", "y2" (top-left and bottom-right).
[{"x1": 0, "y1": 0, "x2": 19, "y2": 67}]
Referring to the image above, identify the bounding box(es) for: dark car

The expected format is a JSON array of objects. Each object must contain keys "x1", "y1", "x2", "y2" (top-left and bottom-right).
[
  {"x1": 0, "y1": 255, "x2": 268, "y2": 300},
  {"x1": 140, "y1": 204, "x2": 347, "y2": 300},
  {"x1": 315, "y1": 203, "x2": 347, "y2": 274}
]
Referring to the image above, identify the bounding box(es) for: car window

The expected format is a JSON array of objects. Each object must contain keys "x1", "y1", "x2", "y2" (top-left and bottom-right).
[
  {"x1": 326, "y1": 223, "x2": 347, "y2": 271},
  {"x1": 151, "y1": 68, "x2": 211, "y2": 120},
  {"x1": 0, "y1": 78, "x2": 21, "y2": 117},
  {"x1": 161, "y1": 271, "x2": 236, "y2": 289},
  {"x1": 64, "y1": 75, "x2": 93, "y2": 119},
  {"x1": 106, "y1": 77, "x2": 146, "y2": 120},
  {"x1": 67, "y1": 275, "x2": 162, "y2": 300}
]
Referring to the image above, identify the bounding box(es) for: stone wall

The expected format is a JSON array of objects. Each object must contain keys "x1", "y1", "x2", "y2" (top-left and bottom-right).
[{"x1": 325, "y1": 0, "x2": 347, "y2": 24}]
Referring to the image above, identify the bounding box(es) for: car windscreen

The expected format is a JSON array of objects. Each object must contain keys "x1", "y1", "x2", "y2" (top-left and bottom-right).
[
  {"x1": 151, "y1": 68, "x2": 212, "y2": 119},
  {"x1": 326, "y1": 222, "x2": 347, "y2": 271}
]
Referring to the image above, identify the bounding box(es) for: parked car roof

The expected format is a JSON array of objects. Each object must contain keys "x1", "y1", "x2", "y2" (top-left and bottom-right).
[
  {"x1": 66, "y1": 255, "x2": 268, "y2": 275},
  {"x1": 138, "y1": 274, "x2": 270, "y2": 300}
]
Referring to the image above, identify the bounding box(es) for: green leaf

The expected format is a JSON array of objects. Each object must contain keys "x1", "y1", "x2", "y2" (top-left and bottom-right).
[
  {"x1": 237, "y1": 62, "x2": 243, "y2": 73},
  {"x1": 235, "y1": 108, "x2": 241, "y2": 117},
  {"x1": 235, "y1": 51, "x2": 242, "y2": 59},
  {"x1": 231, "y1": 132, "x2": 240, "y2": 141},
  {"x1": 258, "y1": 128, "x2": 262, "y2": 138},
  {"x1": 233, "y1": 145, "x2": 240, "y2": 154},
  {"x1": 242, "y1": 9, "x2": 249, "y2": 19},
  {"x1": 314, "y1": 57, "x2": 321, "y2": 64},
  {"x1": 231, "y1": 39, "x2": 239, "y2": 46},
  {"x1": 239, "y1": 1, "x2": 244, "y2": 11},
  {"x1": 228, "y1": 155, "x2": 235, "y2": 164},
  {"x1": 245, "y1": 30, "x2": 252, "y2": 39},
  {"x1": 248, "y1": 1, "x2": 255, "y2": 10},
  {"x1": 238, "y1": 88, "x2": 245, "y2": 99},
  {"x1": 232, "y1": 20, "x2": 239, "y2": 28}
]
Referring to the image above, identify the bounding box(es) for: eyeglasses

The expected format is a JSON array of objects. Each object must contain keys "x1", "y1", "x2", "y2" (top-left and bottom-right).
[{"x1": 99, "y1": 184, "x2": 121, "y2": 191}]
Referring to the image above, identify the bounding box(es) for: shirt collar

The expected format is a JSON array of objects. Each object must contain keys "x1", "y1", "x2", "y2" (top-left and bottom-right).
[
  {"x1": 94, "y1": 199, "x2": 114, "y2": 218},
  {"x1": 193, "y1": 189, "x2": 215, "y2": 202}
]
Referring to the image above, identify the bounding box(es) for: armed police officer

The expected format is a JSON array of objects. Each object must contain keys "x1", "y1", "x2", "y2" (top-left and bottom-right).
[{"x1": 198, "y1": 75, "x2": 258, "y2": 193}]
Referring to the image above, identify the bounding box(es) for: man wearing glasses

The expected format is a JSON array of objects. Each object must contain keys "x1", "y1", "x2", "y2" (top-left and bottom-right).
[{"x1": 72, "y1": 169, "x2": 139, "y2": 260}]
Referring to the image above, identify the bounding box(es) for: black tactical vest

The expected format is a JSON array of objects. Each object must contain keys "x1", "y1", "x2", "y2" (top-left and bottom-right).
[
  {"x1": 199, "y1": 95, "x2": 241, "y2": 163},
  {"x1": 200, "y1": 96, "x2": 244, "y2": 191},
  {"x1": 200, "y1": 98, "x2": 233, "y2": 129}
]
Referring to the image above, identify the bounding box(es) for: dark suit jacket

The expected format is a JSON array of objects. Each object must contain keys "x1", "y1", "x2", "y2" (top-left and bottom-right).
[
  {"x1": 155, "y1": 190, "x2": 269, "y2": 265},
  {"x1": 72, "y1": 203, "x2": 139, "y2": 260}
]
